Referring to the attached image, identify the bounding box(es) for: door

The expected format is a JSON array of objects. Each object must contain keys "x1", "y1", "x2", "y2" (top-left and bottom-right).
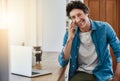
[{"x1": 84, "y1": 0, "x2": 120, "y2": 72}]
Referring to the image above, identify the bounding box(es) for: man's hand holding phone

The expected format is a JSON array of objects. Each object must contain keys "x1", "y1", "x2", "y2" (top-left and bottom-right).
[
  {"x1": 68, "y1": 21, "x2": 76, "y2": 41},
  {"x1": 63, "y1": 21, "x2": 77, "y2": 60}
]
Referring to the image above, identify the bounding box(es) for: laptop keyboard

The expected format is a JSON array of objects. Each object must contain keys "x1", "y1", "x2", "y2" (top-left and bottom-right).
[{"x1": 32, "y1": 72, "x2": 40, "y2": 75}]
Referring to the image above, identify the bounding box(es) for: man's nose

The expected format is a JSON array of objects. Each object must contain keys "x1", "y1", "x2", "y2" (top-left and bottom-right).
[{"x1": 75, "y1": 17, "x2": 80, "y2": 23}]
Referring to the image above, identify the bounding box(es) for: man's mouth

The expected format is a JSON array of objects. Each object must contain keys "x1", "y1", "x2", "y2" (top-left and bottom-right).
[{"x1": 77, "y1": 19, "x2": 85, "y2": 27}]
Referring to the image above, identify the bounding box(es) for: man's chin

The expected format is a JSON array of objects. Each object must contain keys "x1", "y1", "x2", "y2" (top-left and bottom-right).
[{"x1": 78, "y1": 25, "x2": 86, "y2": 28}]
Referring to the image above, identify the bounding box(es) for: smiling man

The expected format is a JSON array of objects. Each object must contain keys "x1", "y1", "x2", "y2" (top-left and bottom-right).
[{"x1": 58, "y1": 1, "x2": 120, "y2": 81}]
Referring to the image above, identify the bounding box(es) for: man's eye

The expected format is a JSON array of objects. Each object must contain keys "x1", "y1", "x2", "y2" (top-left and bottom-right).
[
  {"x1": 71, "y1": 17, "x2": 75, "y2": 20},
  {"x1": 77, "y1": 14, "x2": 81, "y2": 17}
]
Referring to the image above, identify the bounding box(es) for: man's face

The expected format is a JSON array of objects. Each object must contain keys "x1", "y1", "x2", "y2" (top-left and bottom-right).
[{"x1": 70, "y1": 9, "x2": 89, "y2": 29}]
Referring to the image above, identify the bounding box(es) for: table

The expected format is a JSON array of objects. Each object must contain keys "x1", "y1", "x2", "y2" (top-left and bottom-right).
[{"x1": 10, "y1": 52, "x2": 65, "y2": 81}]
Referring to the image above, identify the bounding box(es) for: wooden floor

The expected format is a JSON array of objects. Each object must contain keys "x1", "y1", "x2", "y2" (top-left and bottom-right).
[{"x1": 9, "y1": 52, "x2": 62, "y2": 81}]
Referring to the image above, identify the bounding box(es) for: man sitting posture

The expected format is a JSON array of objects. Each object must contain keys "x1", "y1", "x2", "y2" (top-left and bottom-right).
[{"x1": 58, "y1": 1, "x2": 120, "y2": 81}]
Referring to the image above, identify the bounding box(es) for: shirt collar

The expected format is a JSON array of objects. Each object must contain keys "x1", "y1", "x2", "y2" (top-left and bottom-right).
[
  {"x1": 89, "y1": 19, "x2": 97, "y2": 31},
  {"x1": 75, "y1": 19, "x2": 97, "y2": 35}
]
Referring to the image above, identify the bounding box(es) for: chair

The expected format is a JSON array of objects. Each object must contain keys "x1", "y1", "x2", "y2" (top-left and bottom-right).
[
  {"x1": 57, "y1": 66, "x2": 67, "y2": 81},
  {"x1": 57, "y1": 62, "x2": 70, "y2": 81}
]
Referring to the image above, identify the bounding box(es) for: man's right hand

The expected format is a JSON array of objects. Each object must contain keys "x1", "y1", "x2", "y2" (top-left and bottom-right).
[{"x1": 68, "y1": 21, "x2": 76, "y2": 41}]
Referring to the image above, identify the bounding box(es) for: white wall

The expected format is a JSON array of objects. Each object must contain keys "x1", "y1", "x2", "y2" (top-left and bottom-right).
[
  {"x1": 8, "y1": 0, "x2": 37, "y2": 46},
  {"x1": 24, "y1": 0, "x2": 37, "y2": 46},
  {"x1": 7, "y1": 0, "x2": 66, "y2": 52},
  {"x1": 8, "y1": 0, "x2": 25, "y2": 45},
  {"x1": 36, "y1": 0, "x2": 43, "y2": 46},
  {"x1": 37, "y1": 0, "x2": 66, "y2": 52}
]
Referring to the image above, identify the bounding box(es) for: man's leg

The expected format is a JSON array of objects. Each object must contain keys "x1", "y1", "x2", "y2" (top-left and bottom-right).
[{"x1": 70, "y1": 71, "x2": 96, "y2": 81}]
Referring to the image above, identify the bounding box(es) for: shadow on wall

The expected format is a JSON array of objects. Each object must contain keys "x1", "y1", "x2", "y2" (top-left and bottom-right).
[{"x1": 0, "y1": 29, "x2": 9, "y2": 81}]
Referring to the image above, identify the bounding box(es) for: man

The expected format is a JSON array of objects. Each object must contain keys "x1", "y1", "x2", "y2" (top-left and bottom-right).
[{"x1": 58, "y1": 1, "x2": 120, "y2": 81}]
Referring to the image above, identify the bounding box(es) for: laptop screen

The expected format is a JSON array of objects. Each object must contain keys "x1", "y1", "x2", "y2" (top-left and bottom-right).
[{"x1": 10, "y1": 46, "x2": 33, "y2": 76}]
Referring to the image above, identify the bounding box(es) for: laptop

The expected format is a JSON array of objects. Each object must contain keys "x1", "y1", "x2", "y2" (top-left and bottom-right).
[{"x1": 10, "y1": 46, "x2": 51, "y2": 77}]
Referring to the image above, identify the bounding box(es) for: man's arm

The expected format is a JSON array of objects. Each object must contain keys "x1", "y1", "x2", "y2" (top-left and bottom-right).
[
  {"x1": 58, "y1": 21, "x2": 76, "y2": 67},
  {"x1": 106, "y1": 23, "x2": 120, "y2": 81},
  {"x1": 63, "y1": 21, "x2": 76, "y2": 60}
]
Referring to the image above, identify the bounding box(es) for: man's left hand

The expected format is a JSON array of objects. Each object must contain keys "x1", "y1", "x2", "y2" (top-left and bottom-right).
[{"x1": 112, "y1": 62, "x2": 120, "y2": 81}]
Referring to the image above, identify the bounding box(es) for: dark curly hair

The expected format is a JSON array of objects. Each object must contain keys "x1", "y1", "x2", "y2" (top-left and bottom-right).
[{"x1": 66, "y1": 1, "x2": 89, "y2": 18}]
